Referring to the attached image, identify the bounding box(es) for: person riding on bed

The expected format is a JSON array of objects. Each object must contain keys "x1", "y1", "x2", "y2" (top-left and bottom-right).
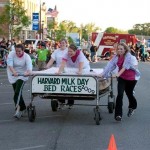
[
  {"x1": 56, "y1": 44, "x2": 90, "y2": 75},
  {"x1": 56, "y1": 44, "x2": 90, "y2": 108}
]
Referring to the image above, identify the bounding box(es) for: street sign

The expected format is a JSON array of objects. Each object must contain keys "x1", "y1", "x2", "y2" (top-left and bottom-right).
[
  {"x1": 32, "y1": 23, "x2": 39, "y2": 30},
  {"x1": 32, "y1": 13, "x2": 39, "y2": 31}
]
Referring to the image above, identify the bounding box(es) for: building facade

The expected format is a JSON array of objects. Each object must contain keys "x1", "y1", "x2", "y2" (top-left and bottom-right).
[
  {"x1": 0, "y1": 0, "x2": 38, "y2": 41},
  {"x1": 20, "y1": 0, "x2": 38, "y2": 41}
]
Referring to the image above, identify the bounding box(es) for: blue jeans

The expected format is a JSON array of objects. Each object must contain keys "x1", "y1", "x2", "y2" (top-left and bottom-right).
[{"x1": 115, "y1": 77, "x2": 137, "y2": 117}]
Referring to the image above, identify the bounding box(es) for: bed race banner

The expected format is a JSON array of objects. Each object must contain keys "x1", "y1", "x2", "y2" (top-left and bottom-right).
[{"x1": 32, "y1": 75, "x2": 97, "y2": 95}]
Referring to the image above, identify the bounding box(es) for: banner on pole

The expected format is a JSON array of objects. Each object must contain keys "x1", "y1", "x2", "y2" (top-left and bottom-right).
[{"x1": 32, "y1": 13, "x2": 39, "y2": 31}]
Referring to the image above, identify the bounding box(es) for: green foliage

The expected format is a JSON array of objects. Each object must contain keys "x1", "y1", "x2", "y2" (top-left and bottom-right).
[
  {"x1": 105, "y1": 27, "x2": 128, "y2": 34},
  {"x1": 68, "y1": 36, "x2": 74, "y2": 45},
  {"x1": 128, "y1": 23, "x2": 150, "y2": 36},
  {"x1": 0, "y1": 0, "x2": 31, "y2": 39},
  {"x1": 47, "y1": 20, "x2": 100, "y2": 43}
]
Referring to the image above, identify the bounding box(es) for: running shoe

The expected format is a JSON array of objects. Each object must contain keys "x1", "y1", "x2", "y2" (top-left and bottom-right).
[
  {"x1": 14, "y1": 111, "x2": 22, "y2": 119},
  {"x1": 115, "y1": 116, "x2": 122, "y2": 121},
  {"x1": 127, "y1": 108, "x2": 135, "y2": 117}
]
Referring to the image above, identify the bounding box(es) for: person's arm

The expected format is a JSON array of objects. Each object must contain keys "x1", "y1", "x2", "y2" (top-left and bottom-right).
[
  {"x1": 56, "y1": 60, "x2": 66, "y2": 75},
  {"x1": 45, "y1": 50, "x2": 56, "y2": 69},
  {"x1": 116, "y1": 67, "x2": 125, "y2": 77},
  {"x1": 99, "y1": 55, "x2": 117, "y2": 78},
  {"x1": 77, "y1": 62, "x2": 84, "y2": 75},
  {"x1": 46, "y1": 58, "x2": 55, "y2": 69},
  {"x1": 8, "y1": 66, "x2": 18, "y2": 76},
  {"x1": 7, "y1": 52, "x2": 18, "y2": 76}
]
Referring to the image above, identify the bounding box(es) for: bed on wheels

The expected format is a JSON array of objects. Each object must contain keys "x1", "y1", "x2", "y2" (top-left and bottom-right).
[{"x1": 27, "y1": 67, "x2": 115, "y2": 125}]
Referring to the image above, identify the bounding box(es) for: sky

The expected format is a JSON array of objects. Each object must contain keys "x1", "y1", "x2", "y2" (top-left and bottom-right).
[{"x1": 43, "y1": 0, "x2": 150, "y2": 31}]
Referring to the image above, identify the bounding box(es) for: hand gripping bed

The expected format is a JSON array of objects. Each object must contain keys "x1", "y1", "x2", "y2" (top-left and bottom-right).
[{"x1": 27, "y1": 67, "x2": 115, "y2": 125}]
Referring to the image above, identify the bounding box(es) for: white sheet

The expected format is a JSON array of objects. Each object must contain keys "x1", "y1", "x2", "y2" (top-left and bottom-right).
[{"x1": 32, "y1": 67, "x2": 103, "y2": 76}]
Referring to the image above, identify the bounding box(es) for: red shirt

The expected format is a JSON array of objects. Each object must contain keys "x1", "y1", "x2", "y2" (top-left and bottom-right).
[{"x1": 117, "y1": 56, "x2": 136, "y2": 80}]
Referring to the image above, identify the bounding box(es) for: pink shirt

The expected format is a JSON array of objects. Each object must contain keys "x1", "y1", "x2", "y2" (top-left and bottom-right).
[{"x1": 117, "y1": 56, "x2": 136, "y2": 80}]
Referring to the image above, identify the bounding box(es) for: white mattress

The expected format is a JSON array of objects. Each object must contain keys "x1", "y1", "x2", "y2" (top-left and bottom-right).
[{"x1": 32, "y1": 67, "x2": 103, "y2": 76}]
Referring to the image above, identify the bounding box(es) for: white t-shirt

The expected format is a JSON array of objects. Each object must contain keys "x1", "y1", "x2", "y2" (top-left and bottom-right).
[
  {"x1": 7, "y1": 51, "x2": 32, "y2": 84},
  {"x1": 51, "y1": 48, "x2": 68, "y2": 67},
  {"x1": 63, "y1": 50, "x2": 90, "y2": 70}
]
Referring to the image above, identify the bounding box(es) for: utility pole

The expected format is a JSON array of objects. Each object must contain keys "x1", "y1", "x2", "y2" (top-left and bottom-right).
[{"x1": 39, "y1": 0, "x2": 42, "y2": 40}]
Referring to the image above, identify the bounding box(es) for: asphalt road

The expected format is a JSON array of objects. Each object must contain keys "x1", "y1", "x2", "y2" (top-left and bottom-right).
[{"x1": 0, "y1": 61, "x2": 150, "y2": 150}]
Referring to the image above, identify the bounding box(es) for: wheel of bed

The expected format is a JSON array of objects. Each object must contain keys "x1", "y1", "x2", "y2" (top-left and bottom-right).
[
  {"x1": 93, "y1": 107, "x2": 101, "y2": 125},
  {"x1": 27, "y1": 105, "x2": 36, "y2": 122},
  {"x1": 108, "y1": 102, "x2": 115, "y2": 113},
  {"x1": 108, "y1": 95, "x2": 115, "y2": 113},
  {"x1": 51, "y1": 100, "x2": 58, "y2": 112}
]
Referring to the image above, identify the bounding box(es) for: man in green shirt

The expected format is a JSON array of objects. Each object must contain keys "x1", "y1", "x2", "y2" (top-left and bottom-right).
[{"x1": 37, "y1": 43, "x2": 49, "y2": 70}]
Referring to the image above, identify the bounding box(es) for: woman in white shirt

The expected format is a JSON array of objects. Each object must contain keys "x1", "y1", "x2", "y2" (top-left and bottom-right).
[
  {"x1": 7, "y1": 44, "x2": 32, "y2": 119},
  {"x1": 46, "y1": 39, "x2": 68, "y2": 68},
  {"x1": 46, "y1": 39, "x2": 68, "y2": 107}
]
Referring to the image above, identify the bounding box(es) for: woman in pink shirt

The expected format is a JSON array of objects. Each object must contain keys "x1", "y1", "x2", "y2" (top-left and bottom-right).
[
  {"x1": 57, "y1": 44, "x2": 90, "y2": 75},
  {"x1": 100, "y1": 42, "x2": 140, "y2": 121},
  {"x1": 57, "y1": 44, "x2": 90, "y2": 108}
]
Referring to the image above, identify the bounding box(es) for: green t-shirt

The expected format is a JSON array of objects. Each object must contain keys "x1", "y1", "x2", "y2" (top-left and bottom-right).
[{"x1": 37, "y1": 49, "x2": 48, "y2": 61}]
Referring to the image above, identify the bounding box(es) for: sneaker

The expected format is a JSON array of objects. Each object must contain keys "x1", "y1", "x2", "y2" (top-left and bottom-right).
[
  {"x1": 14, "y1": 111, "x2": 22, "y2": 119},
  {"x1": 127, "y1": 108, "x2": 135, "y2": 117},
  {"x1": 115, "y1": 116, "x2": 122, "y2": 121}
]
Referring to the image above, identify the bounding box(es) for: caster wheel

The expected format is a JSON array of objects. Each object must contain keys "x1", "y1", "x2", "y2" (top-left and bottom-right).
[
  {"x1": 108, "y1": 102, "x2": 114, "y2": 113},
  {"x1": 51, "y1": 100, "x2": 58, "y2": 112},
  {"x1": 93, "y1": 108, "x2": 101, "y2": 125},
  {"x1": 27, "y1": 106, "x2": 36, "y2": 122}
]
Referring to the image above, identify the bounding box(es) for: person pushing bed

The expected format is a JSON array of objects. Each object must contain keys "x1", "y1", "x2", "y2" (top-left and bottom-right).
[
  {"x1": 99, "y1": 42, "x2": 140, "y2": 121},
  {"x1": 7, "y1": 44, "x2": 32, "y2": 119}
]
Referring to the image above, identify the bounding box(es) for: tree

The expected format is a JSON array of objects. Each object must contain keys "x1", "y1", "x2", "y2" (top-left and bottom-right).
[
  {"x1": 82, "y1": 23, "x2": 101, "y2": 41},
  {"x1": 0, "y1": 0, "x2": 31, "y2": 39},
  {"x1": 128, "y1": 23, "x2": 150, "y2": 36},
  {"x1": 47, "y1": 20, "x2": 101, "y2": 44},
  {"x1": 105, "y1": 27, "x2": 128, "y2": 34},
  {"x1": 47, "y1": 20, "x2": 79, "y2": 42}
]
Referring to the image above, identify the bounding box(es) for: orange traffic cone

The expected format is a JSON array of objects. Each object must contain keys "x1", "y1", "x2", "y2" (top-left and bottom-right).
[{"x1": 108, "y1": 134, "x2": 117, "y2": 150}]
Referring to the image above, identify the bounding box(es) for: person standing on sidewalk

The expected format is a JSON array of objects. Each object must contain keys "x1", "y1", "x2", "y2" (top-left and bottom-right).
[
  {"x1": 7, "y1": 44, "x2": 32, "y2": 119},
  {"x1": 100, "y1": 42, "x2": 140, "y2": 121},
  {"x1": 90, "y1": 41, "x2": 97, "y2": 62}
]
